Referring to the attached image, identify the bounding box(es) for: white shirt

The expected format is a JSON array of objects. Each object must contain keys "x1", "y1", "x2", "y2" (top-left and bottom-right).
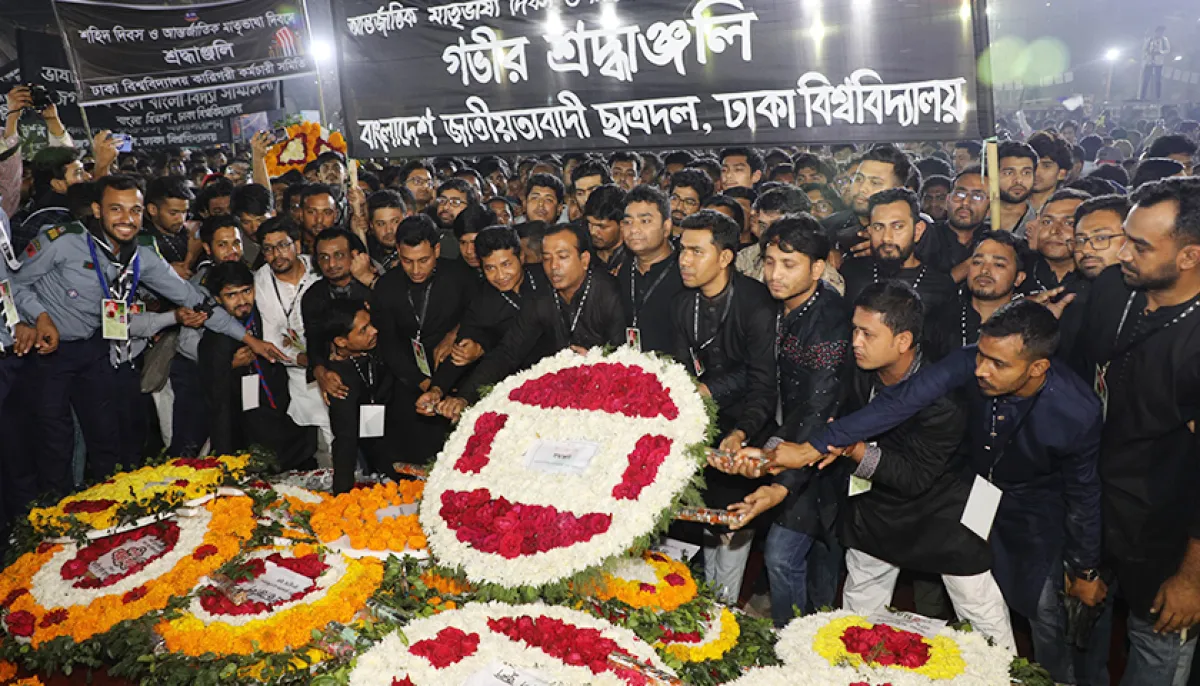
[
  {"x1": 1145, "y1": 36, "x2": 1170, "y2": 66},
  {"x1": 254, "y1": 255, "x2": 320, "y2": 363}
]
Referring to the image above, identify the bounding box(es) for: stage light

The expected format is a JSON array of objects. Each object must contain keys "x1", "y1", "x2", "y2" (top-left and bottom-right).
[
  {"x1": 959, "y1": 2, "x2": 971, "y2": 21},
  {"x1": 600, "y1": 3, "x2": 619, "y2": 29},
  {"x1": 545, "y1": 11, "x2": 565, "y2": 35},
  {"x1": 311, "y1": 38, "x2": 333, "y2": 64},
  {"x1": 1104, "y1": 48, "x2": 1120, "y2": 62},
  {"x1": 810, "y1": 17, "x2": 826, "y2": 42}
]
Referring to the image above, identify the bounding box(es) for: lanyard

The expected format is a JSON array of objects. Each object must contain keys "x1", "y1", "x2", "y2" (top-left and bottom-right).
[
  {"x1": 499, "y1": 291, "x2": 521, "y2": 311},
  {"x1": 406, "y1": 278, "x2": 434, "y2": 337},
  {"x1": 691, "y1": 283, "x2": 735, "y2": 352},
  {"x1": 0, "y1": 214, "x2": 19, "y2": 270},
  {"x1": 270, "y1": 273, "x2": 305, "y2": 322},
  {"x1": 86, "y1": 233, "x2": 140, "y2": 304},
  {"x1": 960, "y1": 299, "x2": 972, "y2": 347},
  {"x1": 554, "y1": 270, "x2": 593, "y2": 336},
  {"x1": 873, "y1": 262, "x2": 925, "y2": 291},
  {"x1": 628, "y1": 257, "x2": 673, "y2": 327},
  {"x1": 243, "y1": 312, "x2": 278, "y2": 410},
  {"x1": 351, "y1": 354, "x2": 375, "y2": 404},
  {"x1": 985, "y1": 392, "x2": 1041, "y2": 482},
  {"x1": 1111, "y1": 291, "x2": 1200, "y2": 359}
]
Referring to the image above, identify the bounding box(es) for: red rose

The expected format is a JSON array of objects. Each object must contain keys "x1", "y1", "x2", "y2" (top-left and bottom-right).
[
  {"x1": 193, "y1": 544, "x2": 219, "y2": 561},
  {"x1": 173, "y1": 479, "x2": 190, "y2": 488},
  {"x1": 38, "y1": 609, "x2": 68, "y2": 628},
  {"x1": 122, "y1": 586, "x2": 148, "y2": 604},
  {"x1": 664, "y1": 573, "x2": 686, "y2": 587},
  {"x1": 638, "y1": 583, "x2": 657, "y2": 594},
  {"x1": 61, "y1": 558, "x2": 90, "y2": 580},
  {"x1": 5, "y1": 610, "x2": 35, "y2": 637},
  {"x1": 391, "y1": 678, "x2": 416, "y2": 686},
  {"x1": 0, "y1": 589, "x2": 28, "y2": 609}
]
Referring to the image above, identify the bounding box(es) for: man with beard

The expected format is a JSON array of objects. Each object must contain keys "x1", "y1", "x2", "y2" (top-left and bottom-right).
[
  {"x1": 1070, "y1": 178, "x2": 1200, "y2": 684},
  {"x1": 366, "y1": 189, "x2": 410, "y2": 274},
  {"x1": 254, "y1": 218, "x2": 329, "y2": 464},
  {"x1": 144, "y1": 176, "x2": 200, "y2": 280},
  {"x1": 841, "y1": 188, "x2": 957, "y2": 312},
  {"x1": 433, "y1": 179, "x2": 478, "y2": 261},
  {"x1": 671, "y1": 209, "x2": 777, "y2": 605},
  {"x1": 925, "y1": 231, "x2": 1027, "y2": 361},
  {"x1": 14, "y1": 175, "x2": 285, "y2": 497},
  {"x1": 792, "y1": 152, "x2": 835, "y2": 185},
  {"x1": 416, "y1": 227, "x2": 549, "y2": 413},
  {"x1": 439, "y1": 222, "x2": 624, "y2": 420},
  {"x1": 371, "y1": 215, "x2": 478, "y2": 463},
  {"x1": 399, "y1": 161, "x2": 436, "y2": 214},
  {"x1": 610, "y1": 151, "x2": 641, "y2": 192},
  {"x1": 617, "y1": 185, "x2": 685, "y2": 353},
  {"x1": 583, "y1": 184, "x2": 627, "y2": 273},
  {"x1": 822, "y1": 144, "x2": 915, "y2": 260},
  {"x1": 1022, "y1": 189, "x2": 1089, "y2": 295},
  {"x1": 995, "y1": 141, "x2": 1038, "y2": 237},
  {"x1": 200, "y1": 261, "x2": 316, "y2": 472},
  {"x1": 299, "y1": 184, "x2": 343, "y2": 253},
  {"x1": 569, "y1": 159, "x2": 611, "y2": 222},
  {"x1": 669, "y1": 168, "x2": 714, "y2": 227},
  {"x1": 915, "y1": 166, "x2": 990, "y2": 282},
  {"x1": 522, "y1": 173, "x2": 564, "y2": 225},
  {"x1": 1028, "y1": 131, "x2": 1072, "y2": 213},
  {"x1": 1072, "y1": 194, "x2": 1130, "y2": 281}
]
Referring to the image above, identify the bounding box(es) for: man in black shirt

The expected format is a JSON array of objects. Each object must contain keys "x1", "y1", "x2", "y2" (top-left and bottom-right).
[
  {"x1": 365, "y1": 189, "x2": 411, "y2": 274},
  {"x1": 315, "y1": 299, "x2": 399, "y2": 493},
  {"x1": 584, "y1": 184, "x2": 627, "y2": 273},
  {"x1": 821, "y1": 144, "x2": 915, "y2": 255},
  {"x1": 842, "y1": 188, "x2": 957, "y2": 312},
  {"x1": 440, "y1": 222, "x2": 624, "y2": 419},
  {"x1": 925, "y1": 231, "x2": 1027, "y2": 361},
  {"x1": 915, "y1": 165, "x2": 989, "y2": 282},
  {"x1": 143, "y1": 176, "x2": 198, "y2": 280},
  {"x1": 670, "y1": 209, "x2": 777, "y2": 604},
  {"x1": 1072, "y1": 178, "x2": 1200, "y2": 684},
  {"x1": 303, "y1": 228, "x2": 376, "y2": 405},
  {"x1": 1022, "y1": 189, "x2": 1089, "y2": 295},
  {"x1": 372, "y1": 215, "x2": 478, "y2": 462},
  {"x1": 199, "y1": 262, "x2": 315, "y2": 471},
  {"x1": 617, "y1": 185, "x2": 685, "y2": 353}
]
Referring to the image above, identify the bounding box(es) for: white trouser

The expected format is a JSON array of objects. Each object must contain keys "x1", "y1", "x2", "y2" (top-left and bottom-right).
[
  {"x1": 285, "y1": 367, "x2": 333, "y2": 468},
  {"x1": 150, "y1": 378, "x2": 174, "y2": 447},
  {"x1": 703, "y1": 528, "x2": 755, "y2": 605},
  {"x1": 843, "y1": 547, "x2": 1016, "y2": 653}
]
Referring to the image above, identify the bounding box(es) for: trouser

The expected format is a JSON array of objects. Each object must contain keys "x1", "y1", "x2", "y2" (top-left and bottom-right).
[
  {"x1": 1030, "y1": 567, "x2": 1112, "y2": 686},
  {"x1": 1141, "y1": 65, "x2": 1163, "y2": 100},
  {"x1": 244, "y1": 404, "x2": 317, "y2": 473},
  {"x1": 0, "y1": 354, "x2": 28, "y2": 550},
  {"x1": 807, "y1": 527, "x2": 844, "y2": 612},
  {"x1": 1122, "y1": 600, "x2": 1196, "y2": 686},
  {"x1": 393, "y1": 387, "x2": 450, "y2": 465},
  {"x1": 843, "y1": 547, "x2": 1016, "y2": 652},
  {"x1": 167, "y1": 356, "x2": 208, "y2": 456},
  {"x1": 702, "y1": 528, "x2": 754, "y2": 605},
  {"x1": 113, "y1": 361, "x2": 146, "y2": 464},
  {"x1": 764, "y1": 524, "x2": 814, "y2": 626},
  {"x1": 31, "y1": 336, "x2": 134, "y2": 497}
]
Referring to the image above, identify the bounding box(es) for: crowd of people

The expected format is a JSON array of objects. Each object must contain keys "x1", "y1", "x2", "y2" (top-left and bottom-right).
[{"x1": 1, "y1": 81, "x2": 1200, "y2": 684}]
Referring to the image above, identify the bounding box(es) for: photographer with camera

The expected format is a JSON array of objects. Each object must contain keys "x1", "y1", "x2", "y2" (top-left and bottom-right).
[{"x1": 1, "y1": 84, "x2": 75, "y2": 222}]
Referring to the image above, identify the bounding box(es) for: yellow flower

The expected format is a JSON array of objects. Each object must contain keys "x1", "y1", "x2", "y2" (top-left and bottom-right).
[
  {"x1": 582, "y1": 551, "x2": 698, "y2": 612},
  {"x1": 811, "y1": 614, "x2": 967, "y2": 680},
  {"x1": 656, "y1": 608, "x2": 740, "y2": 663}
]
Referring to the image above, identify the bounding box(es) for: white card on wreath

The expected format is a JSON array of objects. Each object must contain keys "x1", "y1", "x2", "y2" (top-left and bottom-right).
[
  {"x1": 463, "y1": 661, "x2": 562, "y2": 686},
  {"x1": 652, "y1": 538, "x2": 700, "y2": 562},
  {"x1": 88, "y1": 535, "x2": 168, "y2": 579},
  {"x1": 523, "y1": 439, "x2": 600, "y2": 476},
  {"x1": 866, "y1": 609, "x2": 947, "y2": 639},
  {"x1": 241, "y1": 562, "x2": 314, "y2": 605}
]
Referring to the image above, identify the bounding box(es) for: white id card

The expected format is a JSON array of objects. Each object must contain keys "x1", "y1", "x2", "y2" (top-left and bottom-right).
[
  {"x1": 241, "y1": 375, "x2": 260, "y2": 411},
  {"x1": 0, "y1": 280, "x2": 18, "y2": 328},
  {"x1": 961, "y1": 475, "x2": 1003, "y2": 540},
  {"x1": 360, "y1": 404, "x2": 386, "y2": 438},
  {"x1": 625, "y1": 326, "x2": 642, "y2": 351},
  {"x1": 101, "y1": 298, "x2": 129, "y2": 340},
  {"x1": 412, "y1": 338, "x2": 431, "y2": 377},
  {"x1": 848, "y1": 475, "x2": 873, "y2": 496}
]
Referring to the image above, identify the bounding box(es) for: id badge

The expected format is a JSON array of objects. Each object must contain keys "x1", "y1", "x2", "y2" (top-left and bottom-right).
[
  {"x1": 412, "y1": 338, "x2": 431, "y2": 377},
  {"x1": 128, "y1": 301, "x2": 144, "y2": 315},
  {"x1": 848, "y1": 475, "x2": 873, "y2": 496},
  {"x1": 101, "y1": 298, "x2": 129, "y2": 341},
  {"x1": 360, "y1": 404, "x2": 386, "y2": 438},
  {"x1": 1094, "y1": 363, "x2": 1109, "y2": 420},
  {"x1": 0, "y1": 280, "x2": 18, "y2": 328},
  {"x1": 625, "y1": 326, "x2": 641, "y2": 352},
  {"x1": 961, "y1": 475, "x2": 1003, "y2": 540},
  {"x1": 689, "y1": 348, "x2": 705, "y2": 377},
  {"x1": 241, "y1": 375, "x2": 260, "y2": 411}
]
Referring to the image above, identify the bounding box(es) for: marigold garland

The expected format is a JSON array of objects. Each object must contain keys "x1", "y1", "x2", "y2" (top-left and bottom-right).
[
  {"x1": 0, "y1": 497, "x2": 254, "y2": 648},
  {"x1": 27, "y1": 454, "x2": 250, "y2": 534},
  {"x1": 310, "y1": 481, "x2": 427, "y2": 554},
  {"x1": 655, "y1": 607, "x2": 741, "y2": 663},
  {"x1": 585, "y1": 551, "x2": 698, "y2": 612},
  {"x1": 157, "y1": 550, "x2": 383, "y2": 657},
  {"x1": 264, "y1": 121, "x2": 347, "y2": 176},
  {"x1": 812, "y1": 615, "x2": 967, "y2": 680},
  {"x1": 0, "y1": 660, "x2": 16, "y2": 681}
]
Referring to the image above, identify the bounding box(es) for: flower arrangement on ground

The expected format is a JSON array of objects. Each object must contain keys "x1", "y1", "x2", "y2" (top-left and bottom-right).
[
  {"x1": 347, "y1": 602, "x2": 675, "y2": 685},
  {"x1": 420, "y1": 347, "x2": 712, "y2": 592},
  {"x1": 26, "y1": 455, "x2": 250, "y2": 537},
  {"x1": 582, "y1": 551, "x2": 698, "y2": 612},
  {"x1": 309, "y1": 481, "x2": 426, "y2": 557}
]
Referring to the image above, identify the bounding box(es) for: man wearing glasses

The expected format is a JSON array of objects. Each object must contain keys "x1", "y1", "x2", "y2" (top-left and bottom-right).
[
  {"x1": 668, "y1": 168, "x2": 714, "y2": 227},
  {"x1": 398, "y1": 161, "x2": 436, "y2": 214},
  {"x1": 915, "y1": 166, "x2": 991, "y2": 283}
]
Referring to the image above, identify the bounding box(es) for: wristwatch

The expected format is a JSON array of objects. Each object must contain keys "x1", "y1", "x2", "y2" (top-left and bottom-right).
[{"x1": 1076, "y1": 568, "x2": 1100, "y2": 582}]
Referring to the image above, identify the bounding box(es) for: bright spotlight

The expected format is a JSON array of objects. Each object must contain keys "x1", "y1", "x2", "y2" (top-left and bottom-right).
[
  {"x1": 599, "y1": 3, "x2": 619, "y2": 30},
  {"x1": 544, "y1": 11, "x2": 564, "y2": 35},
  {"x1": 1175, "y1": 55, "x2": 1184, "y2": 61},
  {"x1": 310, "y1": 38, "x2": 333, "y2": 64},
  {"x1": 810, "y1": 17, "x2": 826, "y2": 42},
  {"x1": 1104, "y1": 48, "x2": 1121, "y2": 62},
  {"x1": 958, "y1": 2, "x2": 971, "y2": 21}
]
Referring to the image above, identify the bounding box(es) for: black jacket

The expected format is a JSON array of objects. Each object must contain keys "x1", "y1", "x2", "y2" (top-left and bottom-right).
[
  {"x1": 300, "y1": 277, "x2": 374, "y2": 372},
  {"x1": 915, "y1": 220, "x2": 985, "y2": 277},
  {"x1": 616, "y1": 252, "x2": 687, "y2": 354},
  {"x1": 769, "y1": 284, "x2": 853, "y2": 536},
  {"x1": 669, "y1": 272, "x2": 778, "y2": 509},
  {"x1": 841, "y1": 256, "x2": 958, "y2": 313},
  {"x1": 371, "y1": 259, "x2": 479, "y2": 389},
  {"x1": 459, "y1": 267, "x2": 625, "y2": 402}
]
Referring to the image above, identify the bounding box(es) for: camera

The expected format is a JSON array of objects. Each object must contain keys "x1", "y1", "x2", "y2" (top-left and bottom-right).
[{"x1": 24, "y1": 84, "x2": 52, "y2": 111}]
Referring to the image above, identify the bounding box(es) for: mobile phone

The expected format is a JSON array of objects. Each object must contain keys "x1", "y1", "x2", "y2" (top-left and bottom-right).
[
  {"x1": 272, "y1": 126, "x2": 289, "y2": 142},
  {"x1": 112, "y1": 133, "x2": 133, "y2": 153}
]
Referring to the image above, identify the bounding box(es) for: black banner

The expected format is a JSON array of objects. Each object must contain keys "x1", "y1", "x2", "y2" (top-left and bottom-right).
[
  {"x1": 333, "y1": 0, "x2": 995, "y2": 158},
  {"x1": 54, "y1": 0, "x2": 314, "y2": 106}
]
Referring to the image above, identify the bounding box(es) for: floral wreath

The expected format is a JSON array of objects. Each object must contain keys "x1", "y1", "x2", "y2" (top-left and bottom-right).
[
  {"x1": 156, "y1": 546, "x2": 383, "y2": 658},
  {"x1": 762, "y1": 610, "x2": 1013, "y2": 685},
  {"x1": 583, "y1": 551, "x2": 698, "y2": 612},
  {"x1": 309, "y1": 481, "x2": 427, "y2": 558},
  {"x1": 654, "y1": 606, "x2": 740, "y2": 665},
  {"x1": 347, "y1": 602, "x2": 675, "y2": 685},
  {"x1": 265, "y1": 121, "x2": 347, "y2": 177},
  {"x1": 27, "y1": 454, "x2": 250, "y2": 537},
  {"x1": 0, "y1": 496, "x2": 255, "y2": 648},
  {"x1": 420, "y1": 347, "x2": 711, "y2": 591}
]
